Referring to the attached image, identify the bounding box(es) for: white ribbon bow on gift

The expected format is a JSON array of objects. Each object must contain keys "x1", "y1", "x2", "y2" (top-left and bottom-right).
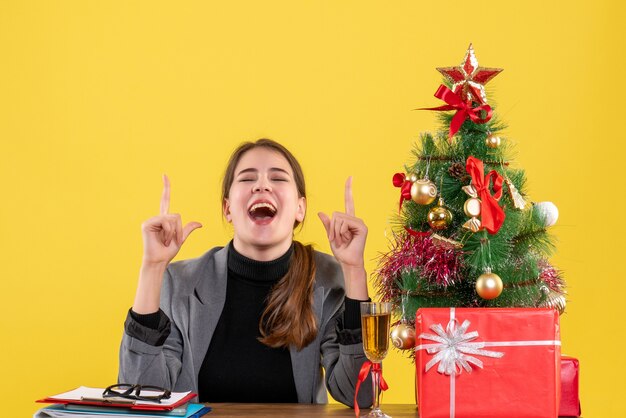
[{"x1": 418, "y1": 319, "x2": 505, "y2": 375}]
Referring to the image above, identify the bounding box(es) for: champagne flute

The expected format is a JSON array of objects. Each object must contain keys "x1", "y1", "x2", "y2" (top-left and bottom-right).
[{"x1": 360, "y1": 302, "x2": 392, "y2": 418}]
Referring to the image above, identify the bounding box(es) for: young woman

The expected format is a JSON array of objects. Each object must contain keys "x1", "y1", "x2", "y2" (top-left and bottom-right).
[{"x1": 118, "y1": 139, "x2": 372, "y2": 407}]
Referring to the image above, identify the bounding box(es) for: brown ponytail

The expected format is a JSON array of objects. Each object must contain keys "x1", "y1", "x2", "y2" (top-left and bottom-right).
[
  {"x1": 259, "y1": 241, "x2": 318, "y2": 350},
  {"x1": 222, "y1": 138, "x2": 318, "y2": 350}
]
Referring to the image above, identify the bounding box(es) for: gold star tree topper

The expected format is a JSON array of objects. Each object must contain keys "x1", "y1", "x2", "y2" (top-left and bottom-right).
[{"x1": 437, "y1": 44, "x2": 503, "y2": 105}]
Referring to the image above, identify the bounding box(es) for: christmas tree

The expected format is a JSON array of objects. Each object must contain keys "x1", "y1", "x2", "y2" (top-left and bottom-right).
[{"x1": 375, "y1": 44, "x2": 565, "y2": 352}]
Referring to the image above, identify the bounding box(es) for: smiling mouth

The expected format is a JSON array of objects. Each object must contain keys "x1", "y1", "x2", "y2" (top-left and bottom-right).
[{"x1": 248, "y1": 202, "x2": 277, "y2": 222}]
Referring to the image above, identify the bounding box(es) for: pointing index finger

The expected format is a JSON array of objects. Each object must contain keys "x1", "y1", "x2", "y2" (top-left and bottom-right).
[
  {"x1": 160, "y1": 174, "x2": 170, "y2": 215},
  {"x1": 345, "y1": 176, "x2": 355, "y2": 216}
]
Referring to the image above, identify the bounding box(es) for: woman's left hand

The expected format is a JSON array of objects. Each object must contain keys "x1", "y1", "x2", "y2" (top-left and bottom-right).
[{"x1": 318, "y1": 177, "x2": 369, "y2": 299}]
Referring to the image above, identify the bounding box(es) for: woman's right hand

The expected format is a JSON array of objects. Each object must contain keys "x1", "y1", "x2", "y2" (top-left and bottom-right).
[
  {"x1": 132, "y1": 175, "x2": 202, "y2": 314},
  {"x1": 141, "y1": 175, "x2": 203, "y2": 267}
]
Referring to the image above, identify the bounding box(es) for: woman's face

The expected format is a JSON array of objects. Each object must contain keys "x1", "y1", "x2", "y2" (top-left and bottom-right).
[{"x1": 224, "y1": 147, "x2": 306, "y2": 258}]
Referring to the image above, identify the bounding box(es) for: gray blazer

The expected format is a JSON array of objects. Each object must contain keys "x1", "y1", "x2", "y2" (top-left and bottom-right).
[{"x1": 119, "y1": 245, "x2": 372, "y2": 407}]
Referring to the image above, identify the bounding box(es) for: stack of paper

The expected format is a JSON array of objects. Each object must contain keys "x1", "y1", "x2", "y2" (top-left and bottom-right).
[{"x1": 34, "y1": 387, "x2": 210, "y2": 418}]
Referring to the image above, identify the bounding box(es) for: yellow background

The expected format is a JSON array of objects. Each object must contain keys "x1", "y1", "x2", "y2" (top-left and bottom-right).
[{"x1": 1, "y1": 1, "x2": 624, "y2": 416}]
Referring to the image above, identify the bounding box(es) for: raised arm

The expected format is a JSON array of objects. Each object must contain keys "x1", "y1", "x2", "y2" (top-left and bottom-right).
[
  {"x1": 133, "y1": 175, "x2": 202, "y2": 313},
  {"x1": 318, "y1": 176, "x2": 369, "y2": 300},
  {"x1": 119, "y1": 176, "x2": 202, "y2": 391}
]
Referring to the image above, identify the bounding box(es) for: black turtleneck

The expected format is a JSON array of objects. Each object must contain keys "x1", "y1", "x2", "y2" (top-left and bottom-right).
[
  {"x1": 198, "y1": 243, "x2": 298, "y2": 403},
  {"x1": 129, "y1": 243, "x2": 366, "y2": 402}
]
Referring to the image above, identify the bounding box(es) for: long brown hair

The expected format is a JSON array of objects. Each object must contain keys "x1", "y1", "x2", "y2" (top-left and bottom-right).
[{"x1": 222, "y1": 138, "x2": 318, "y2": 350}]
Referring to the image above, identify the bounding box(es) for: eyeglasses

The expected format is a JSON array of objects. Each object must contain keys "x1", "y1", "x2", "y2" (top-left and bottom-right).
[{"x1": 102, "y1": 384, "x2": 172, "y2": 403}]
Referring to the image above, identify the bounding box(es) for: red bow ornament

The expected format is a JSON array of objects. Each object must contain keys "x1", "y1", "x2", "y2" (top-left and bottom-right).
[
  {"x1": 392, "y1": 173, "x2": 413, "y2": 213},
  {"x1": 354, "y1": 361, "x2": 388, "y2": 417},
  {"x1": 463, "y1": 156, "x2": 505, "y2": 234},
  {"x1": 392, "y1": 173, "x2": 431, "y2": 237},
  {"x1": 419, "y1": 85, "x2": 493, "y2": 139}
]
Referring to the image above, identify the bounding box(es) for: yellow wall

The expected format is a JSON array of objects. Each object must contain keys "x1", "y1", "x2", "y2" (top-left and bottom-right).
[{"x1": 2, "y1": 1, "x2": 624, "y2": 416}]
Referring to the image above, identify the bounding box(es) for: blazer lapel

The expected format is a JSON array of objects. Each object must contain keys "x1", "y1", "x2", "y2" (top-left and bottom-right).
[
  {"x1": 188, "y1": 245, "x2": 229, "y2": 378},
  {"x1": 290, "y1": 286, "x2": 325, "y2": 403}
]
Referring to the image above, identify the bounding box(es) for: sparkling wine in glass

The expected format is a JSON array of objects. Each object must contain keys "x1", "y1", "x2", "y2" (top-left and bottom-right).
[{"x1": 360, "y1": 302, "x2": 392, "y2": 418}]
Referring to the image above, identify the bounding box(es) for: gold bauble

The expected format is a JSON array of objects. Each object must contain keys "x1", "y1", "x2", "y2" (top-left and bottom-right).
[
  {"x1": 410, "y1": 179, "x2": 437, "y2": 205},
  {"x1": 486, "y1": 133, "x2": 501, "y2": 149},
  {"x1": 408, "y1": 173, "x2": 419, "y2": 183},
  {"x1": 475, "y1": 272, "x2": 503, "y2": 300},
  {"x1": 390, "y1": 323, "x2": 416, "y2": 350},
  {"x1": 463, "y1": 197, "x2": 481, "y2": 217},
  {"x1": 427, "y1": 205, "x2": 453, "y2": 230}
]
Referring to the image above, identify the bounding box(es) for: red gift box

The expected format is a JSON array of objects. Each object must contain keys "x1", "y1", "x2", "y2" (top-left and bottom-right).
[
  {"x1": 416, "y1": 308, "x2": 561, "y2": 418},
  {"x1": 559, "y1": 356, "x2": 581, "y2": 416}
]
